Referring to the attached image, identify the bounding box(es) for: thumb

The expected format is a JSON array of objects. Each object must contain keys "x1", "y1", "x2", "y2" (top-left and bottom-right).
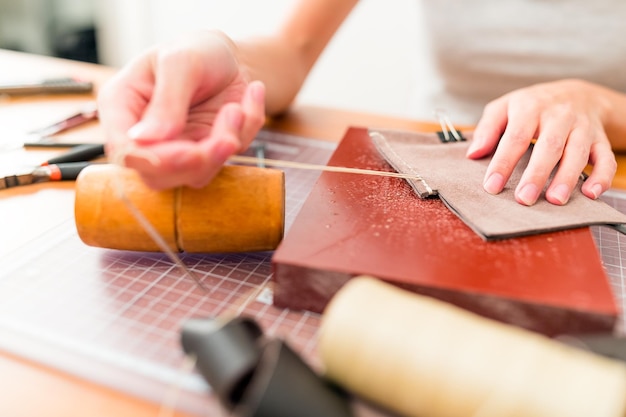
[{"x1": 128, "y1": 55, "x2": 199, "y2": 144}]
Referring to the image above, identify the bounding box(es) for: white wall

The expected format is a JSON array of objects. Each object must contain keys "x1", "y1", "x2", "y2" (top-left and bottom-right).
[{"x1": 95, "y1": 0, "x2": 431, "y2": 119}]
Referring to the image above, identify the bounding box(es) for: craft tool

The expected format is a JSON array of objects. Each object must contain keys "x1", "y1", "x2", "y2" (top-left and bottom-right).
[
  {"x1": 433, "y1": 108, "x2": 465, "y2": 142},
  {"x1": 0, "y1": 162, "x2": 90, "y2": 189},
  {"x1": 0, "y1": 143, "x2": 104, "y2": 190},
  {"x1": 0, "y1": 77, "x2": 93, "y2": 96},
  {"x1": 74, "y1": 163, "x2": 285, "y2": 253},
  {"x1": 23, "y1": 103, "x2": 98, "y2": 147},
  {"x1": 43, "y1": 143, "x2": 104, "y2": 165}
]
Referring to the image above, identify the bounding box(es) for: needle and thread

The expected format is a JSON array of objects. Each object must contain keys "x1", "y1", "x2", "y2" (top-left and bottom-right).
[{"x1": 109, "y1": 140, "x2": 209, "y2": 292}]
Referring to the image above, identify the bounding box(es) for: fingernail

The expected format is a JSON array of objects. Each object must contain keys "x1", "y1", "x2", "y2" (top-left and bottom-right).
[
  {"x1": 550, "y1": 184, "x2": 570, "y2": 205},
  {"x1": 466, "y1": 137, "x2": 480, "y2": 156},
  {"x1": 589, "y1": 183, "x2": 603, "y2": 199},
  {"x1": 483, "y1": 172, "x2": 505, "y2": 194},
  {"x1": 517, "y1": 183, "x2": 539, "y2": 206},
  {"x1": 465, "y1": 135, "x2": 488, "y2": 158}
]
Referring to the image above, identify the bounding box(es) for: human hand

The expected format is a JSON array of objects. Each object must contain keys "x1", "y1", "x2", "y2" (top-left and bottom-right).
[
  {"x1": 465, "y1": 79, "x2": 617, "y2": 206},
  {"x1": 97, "y1": 31, "x2": 266, "y2": 190}
]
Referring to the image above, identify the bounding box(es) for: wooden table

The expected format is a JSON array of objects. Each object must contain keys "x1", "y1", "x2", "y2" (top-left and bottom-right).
[
  {"x1": 0, "y1": 50, "x2": 442, "y2": 417},
  {"x1": 1, "y1": 49, "x2": 625, "y2": 417}
]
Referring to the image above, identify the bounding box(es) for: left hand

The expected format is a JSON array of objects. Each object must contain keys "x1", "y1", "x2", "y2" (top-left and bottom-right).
[{"x1": 466, "y1": 79, "x2": 617, "y2": 206}]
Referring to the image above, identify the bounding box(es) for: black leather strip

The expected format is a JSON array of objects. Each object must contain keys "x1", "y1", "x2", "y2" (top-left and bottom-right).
[{"x1": 181, "y1": 316, "x2": 354, "y2": 417}]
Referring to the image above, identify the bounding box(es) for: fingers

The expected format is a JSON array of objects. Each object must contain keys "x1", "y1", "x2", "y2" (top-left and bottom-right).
[
  {"x1": 239, "y1": 81, "x2": 267, "y2": 150},
  {"x1": 97, "y1": 30, "x2": 266, "y2": 190},
  {"x1": 127, "y1": 50, "x2": 203, "y2": 145},
  {"x1": 466, "y1": 98, "x2": 509, "y2": 159},
  {"x1": 468, "y1": 80, "x2": 617, "y2": 206},
  {"x1": 541, "y1": 128, "x2": 615, "y2": 205},
  {"x1": 581, "y1": 139, "x2": 617, "y2": 200},
  {"x1": 475, "y1": 115, "x2": 614, "y2": 206},
  {"x1": 514, "y1": 106, "x2": 575, "y2": 205},
  {"x1": 125, "y1": 103, "x2": 244, "y2": 190},
  {"x1": 537, "y1": 122, "x2": 587, "y2": 205},
  {"x1": 481, "y1": 100, "x2": 539, "y2": 198},
  {"x1": 123, "y1": 78, "x2": 266, "y2": 190},
  {"x1": 97, "y1": 56, "x2": 154, "y2": 156}
]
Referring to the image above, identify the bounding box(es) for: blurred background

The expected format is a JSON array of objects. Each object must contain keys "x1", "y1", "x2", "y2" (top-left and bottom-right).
[{"x1": 0, "y1": 0, "x2": 433, "y2": 119}]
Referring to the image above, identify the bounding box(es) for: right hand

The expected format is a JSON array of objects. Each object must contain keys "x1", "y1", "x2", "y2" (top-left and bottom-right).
[{"x1": 97, "y1": 30, "x2": 266, "y2": 190}]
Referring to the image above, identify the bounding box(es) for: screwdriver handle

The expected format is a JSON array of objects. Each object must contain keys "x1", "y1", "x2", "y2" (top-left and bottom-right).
[{"x1": 44, "y1": 144, "x2": 105, "y2": 165}]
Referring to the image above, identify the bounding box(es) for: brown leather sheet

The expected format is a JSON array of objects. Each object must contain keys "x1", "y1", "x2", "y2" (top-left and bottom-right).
[{"x1": 371, "y1": 128, "x2": 626, "y2": 240}]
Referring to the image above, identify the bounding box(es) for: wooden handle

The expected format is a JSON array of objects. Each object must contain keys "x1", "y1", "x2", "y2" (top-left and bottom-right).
[
  {"x1": 319, "y1": 277, "x2": 626, "y2": 417},
  {"x1": 74, "y1": 164, "x2": 285, "y2": 253}
]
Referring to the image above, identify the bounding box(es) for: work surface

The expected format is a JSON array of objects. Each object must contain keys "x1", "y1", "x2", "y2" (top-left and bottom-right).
[
  {"x1": 2, "y1": 49, "x2": 626, "y2": 417},
  {"x1": 1, "y1": 130, "x2": 336, "y2": 415},
  {"x1": 3, "y1": 127, "x2": 626, "y2": 416}
]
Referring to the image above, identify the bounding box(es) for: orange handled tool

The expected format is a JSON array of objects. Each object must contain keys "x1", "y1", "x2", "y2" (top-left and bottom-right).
[{"x1": 74, "y1": 164, "x2": 285, "y2": 254}]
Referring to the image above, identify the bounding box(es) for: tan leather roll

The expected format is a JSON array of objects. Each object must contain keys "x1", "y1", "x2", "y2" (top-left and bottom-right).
[
  {"x1": 74, "y1": 164, "x2": 285, "y2": 253},
  {"x1": 319, "y1": 276, "x2": 626, "y2": 417}
]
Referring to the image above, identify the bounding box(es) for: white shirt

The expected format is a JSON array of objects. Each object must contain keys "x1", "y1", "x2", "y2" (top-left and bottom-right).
[{"x1": 418, "y1": 0, "x2": 626, "y2": 124}]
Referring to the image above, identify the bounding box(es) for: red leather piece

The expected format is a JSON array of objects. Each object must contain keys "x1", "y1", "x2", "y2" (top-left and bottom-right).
[{"x1": 272, "y1": 127, "x2": 618, "y2": 336}]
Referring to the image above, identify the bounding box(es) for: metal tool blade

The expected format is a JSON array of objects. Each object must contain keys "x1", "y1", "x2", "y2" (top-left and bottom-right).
[{"x1": 0, "y1": 172, "x2": 35, "y2": 189}]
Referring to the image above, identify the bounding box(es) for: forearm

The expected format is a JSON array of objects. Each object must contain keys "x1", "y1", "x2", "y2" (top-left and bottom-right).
[
  {"x1": 233, "y1": 0, "x2": 359, "y2": 115},
  {"x1": 601, "y1": 86, "x2": 626, "y2": 151},
  {"x1": 234, "y1": 37, "x2": 309, "y2": 115}
]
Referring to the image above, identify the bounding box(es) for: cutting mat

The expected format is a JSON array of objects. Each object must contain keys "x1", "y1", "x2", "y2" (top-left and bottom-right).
[
  {"x1": 0, "y1": 128, "x2": 625, "y2": 416},
  {"x1": 0, "y1": 130, "x2": 335, "y2": 415},
  {"x1": 592, "y1": 189, "x2": 626, "y2": 334}
]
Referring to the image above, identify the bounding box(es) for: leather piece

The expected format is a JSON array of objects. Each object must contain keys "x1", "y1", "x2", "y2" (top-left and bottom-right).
[
  {"x1": 181, "y1": 317, "x2": 354, "y2": 417},
  {"x1": 370, "y1": 129, "x2": 626, "y2": 240},
  {"x1": 272, "y1": 128, "x2": 617, "y2": 336}
]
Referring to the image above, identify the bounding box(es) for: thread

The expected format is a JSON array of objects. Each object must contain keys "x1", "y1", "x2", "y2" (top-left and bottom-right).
[
  {"x1": 108, "y1": 140, "x2": 208, "y2": 292},
  {"x1": 228, "y1": 154, "x2": 426, "y2": 181}
]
